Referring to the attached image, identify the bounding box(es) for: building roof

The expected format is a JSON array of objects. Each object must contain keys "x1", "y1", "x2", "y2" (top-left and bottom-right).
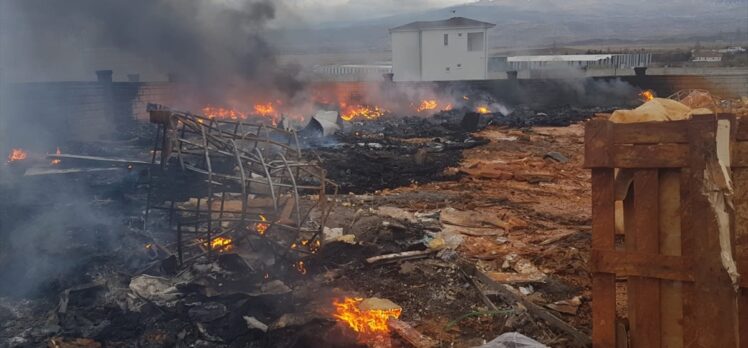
[
  {"x1": 390, "y1": 17, "x2": 496, "y2": 32},
  {"x1": 507, "y1": 54, "x2": 615, "y2": 62}
]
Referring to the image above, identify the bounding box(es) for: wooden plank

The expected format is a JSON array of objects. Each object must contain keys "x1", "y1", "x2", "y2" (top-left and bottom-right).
[
  {"x1": 387, "y1": 318, "x2": 439, "y2": 348},
  {"x1": 462, "y1": 263, "x2": 592, "y2": 347},
  {"x1": 610, "y1": 144, "x2": 689, "y2": 168},
  {"x1": 685, "y1": 116, "x2": 739, "y2": 347},
  {"x1": 733, "y1": 168, "x2": 748, "y2": 347},
  {"x1": 627, "y1": 169, "x2": 661, "y2": 348},
  {"x1": 611, "y1": 121, "x2": 689, "y2": 144},
  {"x1": 732, "y1": 141, "x2": 748, "y2": 168},
  {"x1": 659, "y1": 169, "x2": 683, "y2": 348},
  {"x1": 47, "y1": 153, "x2": 151, "y2": 165},
  {"x1": 736, "y1": 118, "x2": 748, "y2": 141},
  {"x1": 585, "y1": 119, "x2": 613, "y2": 168},
  {"x1": 591, "y1": 169, "x2": 617, "y2": 348},
  {"x1": 591, "y1": 250, "x2": 690, "y2": 282},
  {"x1": 680, "y1": 168, "x2": 698, "y2": 348}
]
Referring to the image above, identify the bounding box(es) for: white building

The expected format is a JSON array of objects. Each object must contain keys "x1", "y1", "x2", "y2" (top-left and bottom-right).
[{"x1": 390, "y1": 17, "x2": 495, "y2": 82}]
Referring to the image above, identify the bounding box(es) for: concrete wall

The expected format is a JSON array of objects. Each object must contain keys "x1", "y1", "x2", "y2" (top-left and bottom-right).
[
  {"x1": 391, "y1": 31, "x2": 421, "y2": 82},
  {"x1": 2, "y1": 81, "x2": 175, "y2": 149},
  {"x1": 420, "y1": 28, "x2": 488, "y2": 81}
]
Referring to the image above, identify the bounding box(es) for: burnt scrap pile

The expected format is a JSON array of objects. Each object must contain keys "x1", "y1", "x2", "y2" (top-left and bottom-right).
[
  {"x1": 303, "y1": 104, "x2": 613, "y2": 193},
  {"x1": 0, "y1": 105, "x2": 347, "y2": 347},
  {"x1": 145, "y1": 104, "x2": 337, "y2": 268},
  {"x1": 0, "y1": 100, "x2": 604, "y2": 348},
  {"x1": 303, "y1": 111, "x2": 492, "y2": 193}
]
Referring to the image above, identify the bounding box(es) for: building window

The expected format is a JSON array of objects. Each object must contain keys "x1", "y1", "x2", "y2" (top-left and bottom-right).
[
  {"x1": 446, "y1": 67, "x2": 450, "y2": 71},
  {"x1": 467, "y1": 32, "x2": 484, "y2": 52},
  {"x1": 457, "y1": 64, "x2": 462, "y2": 68},
  {"x1": 444, "y1": 34, "x2": 448, "y2": 46},
  {"x1": 458, "y1": 33, "x2": 463, "y2": 37}
]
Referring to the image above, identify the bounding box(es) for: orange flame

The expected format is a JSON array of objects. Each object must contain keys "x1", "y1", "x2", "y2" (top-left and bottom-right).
[
  {"x1": 51, "y1": 147, "x2": 61, "y2": 165},
  {"x1": 253, "y1": 103, "x2": 275, "y2": 117},
  {"x1": 294, "y1": 260, "x2": 307, "y2": 275},
  {"x1": 443, "y1": 103, "x2": 453, "y2": 111},
  {"x1": 476, "y1": 106, "x2": 491, "y2": 114},
  {"x1": 639, "y1": 90, "x2": 655, "y2": 101},
  {"x1": 256, "y1": 214, "x2": 269, "y2": 235},
  {"x1": 341, "y1": 105, "x2": 386, "y2": 121},
  {"x1": 202, "y1": 106, "x2": 247, "y2": 120},
  {"x1": 7, "y1": 148, "x2": 27, "y2": 163},
  {"x1": 415, "y1": 99, "x2": 438, "y2": 113},
  {"x1": 333, "y1": 297, "x2": 402, "y2": 339},
  {"x1": 203, "y1": 237, "x2": 233, "y2": 252},
  {"x1": 298, "y1": 239, "x2": 321, "y2": 253}
]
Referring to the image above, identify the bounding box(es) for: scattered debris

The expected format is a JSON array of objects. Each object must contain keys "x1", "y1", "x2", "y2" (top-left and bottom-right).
[
  {"x1": 476, "y1": 332, "x2": 548, "y2": 348},
  {"x1": 387, "y1": 318, "x2": 439, "y2": 348},
  {"x1": 543, "y1": 151, "x2": 569, "y2": 163},
  {"x1": 546, "y1": 296, "x2": 582, "y2": 316},
  {"x1": 243, "y1": 316, "x2": 269, "y2": 333},
  {"x1": 365, "y1": 250, "x2": 436, "y2": 265}
]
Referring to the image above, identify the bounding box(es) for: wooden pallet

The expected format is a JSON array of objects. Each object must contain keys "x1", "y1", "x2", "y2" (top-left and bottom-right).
[{"x1": 585, "y1": 114, "x2": 748, "y2": 347}]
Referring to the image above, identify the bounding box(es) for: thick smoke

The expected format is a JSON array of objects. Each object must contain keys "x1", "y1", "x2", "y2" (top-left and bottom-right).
[
  {"x1": 6, "y1": 0, "x2": 304, "y2": 103},
  {"x1": 0, "y1": 0, "x2": 313, "y2": 297}
]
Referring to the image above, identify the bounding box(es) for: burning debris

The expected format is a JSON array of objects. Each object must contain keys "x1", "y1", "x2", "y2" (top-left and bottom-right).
[
  {"x1": 639, "y1": 89, "x2": 656, "y2": 101},
  {"x1": 333, "y1": 297, "x2": 402, "y2": 344},
  {"x1": 341, "y1": 105, "x2": 388, "y2": 122},
  {"x1": 145, "y1": 104, "x2": 337, "y2": 268},
  {"x1": 7, "y1": 149, "x2": 27, "y2": 163},
  {"x1": 0, "y1": 92, "x2": 637, "y2": 348}
]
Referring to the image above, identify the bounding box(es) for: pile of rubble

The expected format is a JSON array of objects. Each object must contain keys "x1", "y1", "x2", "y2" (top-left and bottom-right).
[{"x1": 1, "y1": 103, "x2": 598, "y2": 348}]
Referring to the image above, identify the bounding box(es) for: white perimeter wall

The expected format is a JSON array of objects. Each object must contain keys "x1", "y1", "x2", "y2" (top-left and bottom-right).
[
  {"x1": 420, "y1": 28, "x2": 487, "y2": 81},
  {"x1": 391, "y1": 31, "x2": 421, "y2": 82}
]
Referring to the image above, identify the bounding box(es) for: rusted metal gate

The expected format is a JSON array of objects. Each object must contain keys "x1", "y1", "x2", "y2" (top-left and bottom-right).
[{"x1": 585, "y1": 114, "x2": 748, "y2": 347}]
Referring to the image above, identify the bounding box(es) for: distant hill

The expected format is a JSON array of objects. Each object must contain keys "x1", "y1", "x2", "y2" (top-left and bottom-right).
[{"x1": 271, "y1": 0, "x2": 748, "y2": 54}]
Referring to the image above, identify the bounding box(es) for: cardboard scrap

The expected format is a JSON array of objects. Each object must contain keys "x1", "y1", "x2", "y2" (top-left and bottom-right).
[
  {"x1": 610, "y1": 98, "x2": 692, "y2": 123},
  {"x1": 545, "y1": 296, "x2": 582, "y2": 315},
  {"x1": 704, "y1": 119, "x2": 740, "y2": 290},
  {"x1": 440, "y1": 208, "x2": 509, "y2": 230}
]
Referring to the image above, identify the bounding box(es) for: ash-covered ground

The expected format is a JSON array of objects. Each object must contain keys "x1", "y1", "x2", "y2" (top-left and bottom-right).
[{"x1": 0, "y1": 106, "x2": 599, "y2": 348}]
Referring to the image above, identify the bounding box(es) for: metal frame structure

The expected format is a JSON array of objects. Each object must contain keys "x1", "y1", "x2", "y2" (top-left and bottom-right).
[{"x1": 145, "y1": 104, "x2": 337, "y2": 265}]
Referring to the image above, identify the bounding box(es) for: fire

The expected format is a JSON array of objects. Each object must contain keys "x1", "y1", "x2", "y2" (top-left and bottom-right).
[
  {"x1": 51, "y1": 147, "x2": 61, "y2": 165},
  {"x1": 415, "y1": 99, "x2": 438, "y2": 113},
  {"x1": 639, "y1": 90, "x2": 655, "y2": 101},
  {"x1": 298, "y1": 239, "x2": 321, "y2": 253},
  {"x1": 294, "y1": 260, "x2": 307, "y2": 275},
  {"x1": 443, "y1": 103, "x2": 453, "y2": 111},
  {"x1": 256, "y1": 214, "x2": 269, "y2": 235},
  {"x1": 201, "y1": 106, "x2": 247, "y2": 120},
  {"x1": 341, "y1": 105, "x2": 386, "y2": 121},
  {"x1": 203, "y1": 236, "x2": 233, "y2": 252},
  {"x1": 333, "y1": 297, "x2": 402, "y2": 338},
  {"x1": 476, "y1": 106, "x2": 491, "y2": 114},
  {"x1": 253, "y1": 103, "x2": 275, "y2": 117},
  {"x1": 7, "y1": 148, "x2": 27, "y2": 163}
]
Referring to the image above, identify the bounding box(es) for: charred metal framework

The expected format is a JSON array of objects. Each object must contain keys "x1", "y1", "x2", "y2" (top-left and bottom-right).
[{"x1": 145, "y1": 104, "x2": 336, "y2": 266}]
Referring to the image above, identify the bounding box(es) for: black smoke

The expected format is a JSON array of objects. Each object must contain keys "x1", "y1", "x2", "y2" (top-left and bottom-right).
[{"x1": 6, "y1": 0, "x2": 305, "y2": 101}]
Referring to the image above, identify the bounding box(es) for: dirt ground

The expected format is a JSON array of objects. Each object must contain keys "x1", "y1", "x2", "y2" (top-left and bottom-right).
[
  {"x1": 312, "y1": 124, "x2": 592, "y2": 347},
  {"x1": 0, "y1": 122, "x2": 593, "y2": 348}
]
